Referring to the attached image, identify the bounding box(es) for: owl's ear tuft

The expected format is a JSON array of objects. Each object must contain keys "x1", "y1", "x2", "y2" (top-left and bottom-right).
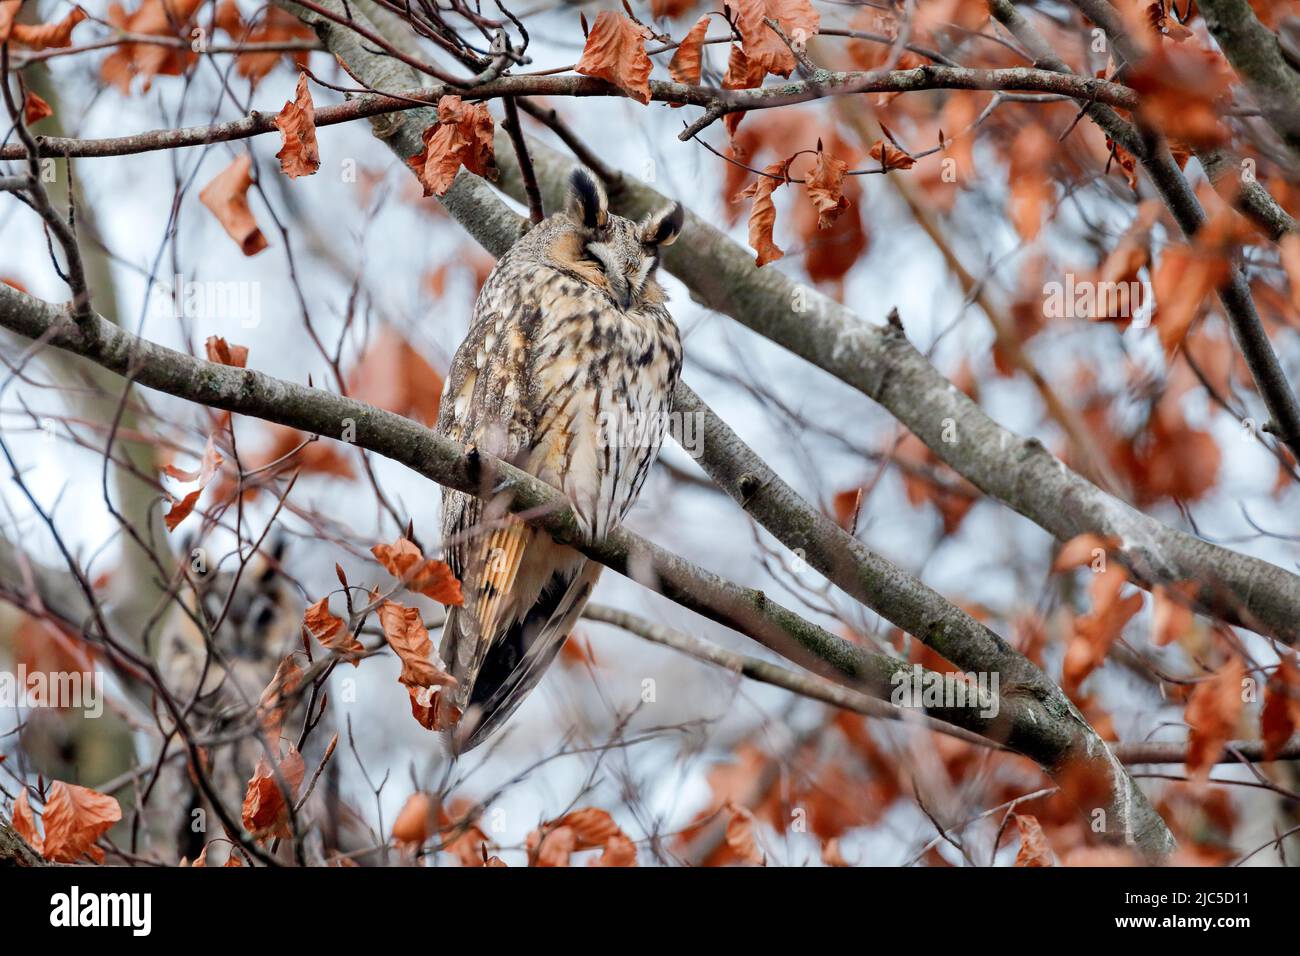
[
  {"x1": 566, "y1": 167, "x2": 608, "y2": 229},
  {"x1": 641, "y1": 201, "x2": 684, "y2": 247}
]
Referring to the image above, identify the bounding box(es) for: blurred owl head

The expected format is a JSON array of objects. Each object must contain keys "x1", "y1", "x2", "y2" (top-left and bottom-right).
[
  {"x1": 550, "y1": 167, "x2": 684, "y2": 311},
  {"x1": 180, "y1": 534, "x2": 298, "y2": 662}
]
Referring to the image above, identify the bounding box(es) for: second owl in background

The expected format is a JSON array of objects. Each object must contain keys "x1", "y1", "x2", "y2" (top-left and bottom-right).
[{"x1": 436, "y1": 166, "x2": 685, "y2": 751}]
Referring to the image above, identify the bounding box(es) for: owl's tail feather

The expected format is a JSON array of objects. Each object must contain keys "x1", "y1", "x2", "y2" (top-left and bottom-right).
[{"x1": 452, "y1": 561, "x2": 601, "y2": 752}]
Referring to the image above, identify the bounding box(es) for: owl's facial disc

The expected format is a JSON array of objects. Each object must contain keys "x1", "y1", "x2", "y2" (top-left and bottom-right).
[{"x1": 585, "y1": 240, "x2": 637, "y2": 310}]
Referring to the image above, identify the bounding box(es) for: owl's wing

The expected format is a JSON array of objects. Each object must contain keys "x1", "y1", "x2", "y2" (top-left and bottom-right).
[
  {"x1": 437, "y1": 299, "x2": 596, "y2": 750},
  {"x1": 436, "y1": 300, "x2": 537, "y2": 686}
]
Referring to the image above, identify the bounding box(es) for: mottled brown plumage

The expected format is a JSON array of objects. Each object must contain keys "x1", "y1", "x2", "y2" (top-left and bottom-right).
[{"x1": 437, "y1": 168, "x2": 684, "y2": 750}]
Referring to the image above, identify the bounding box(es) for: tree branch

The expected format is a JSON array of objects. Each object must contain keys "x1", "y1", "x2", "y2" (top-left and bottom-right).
[{"x1": 1199, "y1": 0, "x2": 1300, "y2": 163}]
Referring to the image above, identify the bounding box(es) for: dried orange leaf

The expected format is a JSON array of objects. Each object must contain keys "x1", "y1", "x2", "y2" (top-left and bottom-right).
[
  {"x1": 392, "y1": 792, "x2": 436, "y2": 849},
  {"x1": 10, "y1": 5, "x2": 86, "y2": 50},
  {"x1": 23, "y1": 91, "x2": 53, "y2": 125},
  {"x1": 1280, "y1": 235, "x2": 1300, "y2": 315},
  {"x1": 163, "y1": 488, "x2": 202, "y2": 532},
  {"x1": 1013, "y1": 814, "x2": 1054, "y2": 866},
  {"x1": 590, "y1": 832, "x2": 638, "y2": 867},
  {"x1": 40, "y1": 782, "x2": 122, "y2": 864},
  {"x1": 575, "y1": 11, "x2": 654, "y2": 105},
  {"x1": 735, "y1": 161, "x2": 789, "y2": 267},
  {"x1": 806, "y1": 148, "x2": 850, "y2": 230},
  {"x1": 1052, "y1": 533, "x2": 1114, "y2": 572},
  {"x1": 377, "y1": 600, "x2": 457, "y2": 689},
  {"x1": 199, "y1": 154, "x2": 269, "y2": 256},
  {"x1": 303, "y1": 597, "x2": 363, "y2": 663},
  {"x1": 346, "y1": 326, "x2": 444, "y2": 426},
  {"x1": 1262, "y1": 656, "x2": 1300, "y2": 761},
  {"x1": 256, "y1": 655, "x2": 303, "y2": 743},
  {"x1": 164, "y1": 433, "x2": 224, "y2": 484},
  {"x1": 528, "y1": 825, "x2": 576, "y2": 867},
  {"x1": 821, "y1": 837, "x2": 851, "y2": 866},
  {"x1": 215, "y1": 5, "x2": 314, "y2": 86},
  {"x1": 274, "y1": 72, "x2": 320, "y2": 179},
  {"x1": 101, "y1": 0, "x2": 207, "y2": 94},
  {"x1": 408, "y1": 683, "x2": 460, "y2": 731},
  {"x1": 0, "y1": 2, "x2": 19, "y2": 44},
  {"x1": 407, "y1": 95, "x2": 495, "y2": 197},
  {"x1": 868, "y1": 139, "x2": 916, "y2": 171},
  {"x1": 723, "y1": 801, "x2": 764, "y2": 865},
  {"x1": 371, "y1": 536, "x2": 464, "y2": 606},
  {"x1": 11, "y1": 789, "x2": 42, "y2": 854},
  {"x1": 668, "y1": 15, "x2": 710, "y2": 86},
  {"x1": 545, "y1": 807, "x2": 623, "y2": 850},
  {"x1": 241, "y1": 748, "x2": 305, "y2": 840},
  {"x1": 1185, "y1": 657, "x2": 1246, "y2": 780},
  {"x1": 204, "y1": 335, "x2": 249, "y2": 368},
  {"x1": 732, "y1": 0, "x2": 819, "y2": 80}
]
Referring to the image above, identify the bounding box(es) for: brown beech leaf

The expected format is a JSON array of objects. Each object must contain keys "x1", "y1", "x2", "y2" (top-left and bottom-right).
[
  {"x1": 273, "y1": 72, "x2": 320, "y2": 178},
  {"x1": 806, "y1": 147, "x2": 850, "y2": 230},
  {"x1": 101, "y1": 0, "x2": 207, "y2": 94},
  {"x1": 162, "y1": 489, "x2": 201, "y2": 531},
  {"x1": 868, "y1": 139, "x2": 915, "y2": 171},
  {"x1": 23, "y1": 91, "x2": 53, "y2": 125},
  {"x1": 575, "y1": 11, "x2": 654, "y2": 105},
  {"x1": 303, "y1": 597, "x2": 363, "y2": 663},
  {"x1": 0, "y1": 2, "x2": 19, "y2": 44},
  {"x1": 544, "y1": 807, "x2": 623, "y2": 850},
  {"x1": 821, "y1": 837, "x2": 851, "y2": 866},
  {"x1": 723, "y1": 801, "x2": 765, "y2": 865},
  {"x1": 1185, "y1": 657, "x2": 1246, "y2": 780},
  {"x1": 1063, "y1": 564, "x2": 1142, "y2": 694},
  {"x1": 735, "y1": 161, "x2": 790, "y2": 267},
  {"x1": 528, "y1": 825, "x2": 577, "y2": 867},
  {"x1": 1151, "y1": 245, "x2": 1228, "y2": 356},
  {"x1": 376, "y1": 600, "x2": 457, "y2": 690},
  {"x1": 372, "y1": 536, "x2": 463, "y2": 605},
  {"x1": 215, "y1": 4, "x2": 314, "y2": 86},
  {"x1": 10, "y1": 5, "x2": 86, "y2": 50},
  {"x1": 1128, "y1": 46, "x2": 1231, "y2": 148},
  {"x1": 437, "y1": 799, "x2": 492, "y2": 866},
  {"x1": 199, "y1": 154, "x2": 269, "y2": 256},
  {"x1": 256, "y1": 655, "x2": 303, "y2": 743},
  {"x1": 1013, "y1": 814, "x2": 1054, "y2": 867},
  {"x1": 162, "y1": 433, "x2": 223, "y2": 532},
  {"x1": 392, "y1": 792, "x2": 436, "y2": 849},
  {"x1": 40, "y1": 782, "x2": 122, "y2": 864},
  {"x1": 241, "y1": 748, "x2": 305, "y2": 840},
  {"x1": 720, "y1": 43, "x2": 765, "y2": 138},
  {"x1": 1151, "y1": 584, "x2": 1195, "y2": 648},
  {"x1": 590, "y1": 832, "x2": 638, "y2": 867},
  {"x1": 346, "y1": 325, "x2": 444, "y2": 426},
  {"x1": 1052, "y1": 533, "x2": 1115, "y2": 572},
  {"x1": 1007, "y1": 125, "x2": 1054, "y2": 241},
  {"x1": 408, "y1": 684, "x2": 461, "y2": 731},
  {"x1": 11, "y1": 789, "x2": 42, "y2": 854},
  {"x1": 732, "y1": 0, "x2": 819, "y2": 80},
  {"x1": 407, "y1": 95, "x2": 496, "y2": 197},
  {"x1": 1280, "y1": 234, "x2": 1300, "y2": 314},
  {"x1": 163, "y1": 433, "x2": 223, "y2": 484},
  {"x1": 204, "y1": 335, "x2": 249, "y2": 368},
  {"x1": 651, "y1": 0, "x2": 696, "y2": 17},
  {"x1": 1262, "y1": 656, "x2": 1300, "y2": 761},
  {"x1": 668, "y1": 15, "x2": 710, "y2": 86}
]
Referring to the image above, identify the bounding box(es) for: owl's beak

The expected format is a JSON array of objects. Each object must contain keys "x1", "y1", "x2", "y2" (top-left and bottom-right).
[{"x1": 614, "y1": 283, "x2": 633, "y2": 311}]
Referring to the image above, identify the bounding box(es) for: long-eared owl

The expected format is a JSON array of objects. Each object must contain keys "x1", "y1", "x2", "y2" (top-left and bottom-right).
[{"x1": 437, "y1": 167, "x2": 685, "y2": 751}]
